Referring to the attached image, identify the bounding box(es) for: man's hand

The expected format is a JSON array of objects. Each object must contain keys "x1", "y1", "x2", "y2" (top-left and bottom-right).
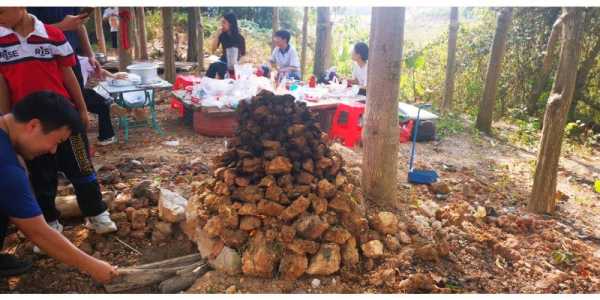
[
  {"x1": 83, "y1": 259, "x2": 118, "y2": 284},
  {"x1": 88, "y1": 56, "x2": 102, "y2": 76},
  {"x1": 80, "y1": 111, "x2": 90, "y2": 130},
  {"x1": 55, "y1": 15, "x2": 86, "y2": 31}
]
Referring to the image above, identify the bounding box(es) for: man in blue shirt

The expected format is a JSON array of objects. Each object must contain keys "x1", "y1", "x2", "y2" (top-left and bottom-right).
[{"x1": 0, "y1": 92, "x2": 116, "y2": 283}]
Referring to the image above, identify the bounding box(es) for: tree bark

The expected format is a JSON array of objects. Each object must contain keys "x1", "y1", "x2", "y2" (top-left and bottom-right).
[
  {"x1": 569, "y1": 36, "x2": 600, "y2": 120},
  {"x1": 475, "y1": 8, "x2": 513, "y2": 134},
  {"x1": 527, "y1": 13, "x2": 565, "y2": 116},
  {"x1": 272, "y1": 7, "x2": 280, "y2": 50},
  {"x1": 162, "y1": 8, "x2": 176, "y2": 83},
  {"x1": 118, "y1": 7, "x2": 134, "y2": 71},
  {"x1": 313, "y1": 7, "x2": 332, "y2": 77},
  {"x1": 93, "y1": 8, "x2": 107, "y2": 54},
  {"x1": 441, "y1": 7, "x2": 459, "y2": 114},
  {"x1": 136, "y1": 7, "x2": 148, "y2": 60},
  {"x1": 187, "y1": 8, "x2": 199, "y2": 63},
  {"x1": 301, "y1": 7, "x2": 309, "y2": 80},
  {"x1": 529, "y1": 8, "x2": 585, "y2": 214},
  {"x1": 362, "y1": 7, "x2": 405, "y2": 205},
  {"x1": 198, "y1": 8, "x2": 205, "y2": 73}
]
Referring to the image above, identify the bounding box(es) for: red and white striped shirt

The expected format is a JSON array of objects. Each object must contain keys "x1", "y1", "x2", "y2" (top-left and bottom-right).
[{"x1": 0, "y1": 14, "x2": 76, "y2": 107}]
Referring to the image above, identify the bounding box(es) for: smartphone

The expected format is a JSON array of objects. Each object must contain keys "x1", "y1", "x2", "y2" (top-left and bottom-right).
[{"x1": 79, "y1": 7, "x2": 94, "y2": 18}]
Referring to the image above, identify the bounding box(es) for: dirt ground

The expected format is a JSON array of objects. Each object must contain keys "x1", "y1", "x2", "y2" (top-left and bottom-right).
[{"x1": 1, "y1": 96, "x2": 600, "y2": 293}]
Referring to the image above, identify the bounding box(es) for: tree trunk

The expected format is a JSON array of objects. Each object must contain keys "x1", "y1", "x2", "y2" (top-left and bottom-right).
[
  {"x1": 118, "y1": 7, "x2": 134, "y2": 71},
  {"x1": 441, "y1": 7, "x2": 459, "y2": 114},
  {"x1": 301, "y1": 7, "x2": 309, "y2": 80},
  {"x1": 529, "y1": 8, "x2": 585, "y2": 214},
  {"x1": 527, "y1": 13, "x2": 564, "y2": 116},
  {"x1": 93, "y1": 8, "x2": 107, "y2": 54},
  {"x1": 569, "y1": 36, "x2": 600, "y2": 120},
  {"x1": 272, "y1": 7, "x2": 279, "y2": 50},
  {"x1": 475, "y1": 8, "x2": 513, "y2": 134},
  {"x1": 198, "y1": 9, "x2": 205, "y2": 73},
  {"x1": 313, "y1": 7, "x2": 332, "y2": 77},
  {"x1": 131, "y1": 8, "x2": 141, "y2": 60},
  {"x1": 362, "y1": 7, "x2": 405, "y2": 205},
  {"x1": 136, "y1": 7, "x2": 148, "y2": 60},
  {"x1": 162, "y1": 8, "x2": 176, "y2": 83},
  {"x1": 187, "y1": 8, "x2": 198, "y2": 63}
]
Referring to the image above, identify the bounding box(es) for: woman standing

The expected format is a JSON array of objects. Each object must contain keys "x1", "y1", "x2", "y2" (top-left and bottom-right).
[{"x1": 207, "y1": 13, "x2": 246, "y2": 79}]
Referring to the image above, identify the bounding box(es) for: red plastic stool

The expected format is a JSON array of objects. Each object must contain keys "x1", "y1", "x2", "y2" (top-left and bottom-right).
[
  {"x1": 329, "y1": 102, "x2": 365, "y2": 147},
  {"x1": 174, "y1": 75, "x2": 201, "y2": 90},
  {"x1": 399, "y1": 120, "x2": 415, "y2": 143},
  {"x1": 170, "y1": 96, "x2": 184, "y2": 118}
]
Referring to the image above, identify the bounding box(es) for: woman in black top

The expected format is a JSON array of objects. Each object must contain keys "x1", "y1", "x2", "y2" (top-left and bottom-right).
[{"x1": 207, "y1": 13, "x2": 246, "y2": 79}]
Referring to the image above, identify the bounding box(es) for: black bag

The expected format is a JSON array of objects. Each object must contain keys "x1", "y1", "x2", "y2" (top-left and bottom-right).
[{"x1": 413, "y1": 120, "x2": 436, "y2": 142}]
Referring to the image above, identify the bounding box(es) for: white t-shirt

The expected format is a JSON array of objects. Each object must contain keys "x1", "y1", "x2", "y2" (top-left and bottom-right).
[
  {"x1": 103, "y1": 7, "x2": 119, "y2": 32},
  {"x1": 270, "y1": 45, "x2": 300, "y2": 71},
  {"x1": 78, "y1": 56, "x2": 95, "y2": 86},
  {"x1": 351, "y1": 61, "x2": 368, "y2": 87}
]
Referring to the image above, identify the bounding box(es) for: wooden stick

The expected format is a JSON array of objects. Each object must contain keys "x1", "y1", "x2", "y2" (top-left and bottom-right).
[
  {"x1": 135, "y1": 253, "x2": 201, "y2": 269},
  {"x1": 106, "y1": 260, "x2": 206, "y2": 293},
  {"x1": 115, "y1": 237, "x2": 143, "y2": 255}
]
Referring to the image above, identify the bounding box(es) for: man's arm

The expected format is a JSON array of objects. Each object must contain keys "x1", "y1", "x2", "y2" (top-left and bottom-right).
[
  {"x1": 0, "y1": 75, "x2": 11, "y2": 114},
  {"x1": 61, "y1": 66, "x2": 89, "y2": 129},
  {"x1": 77, "y1": 25, "x2": 101, "y2": 74},
  {"x1": 11, "y1": 215, "x2": 116, "y2": 283}
]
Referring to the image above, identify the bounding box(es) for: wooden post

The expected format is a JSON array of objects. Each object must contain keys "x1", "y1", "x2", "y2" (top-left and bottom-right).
[
  {"x1": 94, "y1": 8, "x2": 107, "y2": 54},
  {"x1": 313, "y1": 7, "x2": 332, "y2": 77},
  {"x1": 162, "y1": 7, "x2": 176, "y2": 83},
  {"x1": 136, "y1": 7, "x2": 148, "y2": 60},
  {"x1": 301, "y1": 7, "x2": 308, "y2": 80},
  {"x1": 441, "y1": 7, "x2": 459, "y2": 114},
  {"x1": 272, "y1": 7, "x2": 279, "y2": 50},
  {"x1": 118, "y1": 7, "x2": 134, "y2": 71},
  {"x1": 529, "y1": 8, "x2": 584, "y2": 214},
  {"x1": 187, "y1": 7, "x2": 199, "y2": 63},
  {"x1": 362, "y1": 7, "x2": 405, "y2": 205},
  {"x1": 475, "y1": 8, "x2": 513, "y2": 134},
  {"x1": 198, "y1": 8, "x2": 205, "y2": 73}
]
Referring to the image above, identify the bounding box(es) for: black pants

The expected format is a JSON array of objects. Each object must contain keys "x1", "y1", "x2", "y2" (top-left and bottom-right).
[
  {"x1": 83, "y1": 89, "x2": 115, "y2": 141},
  {"x1": 0, "y1": 215, "x2": 7, "y2": 249},
  {"x1": 26, "y1": 129, "x2": 107, "y2": 223},
  {"x1": 206, "y1": 62, "x2": 228, "y2": 79},
  {"x1": 111, "y1": 31, "x2": 118, "y2": 49}
]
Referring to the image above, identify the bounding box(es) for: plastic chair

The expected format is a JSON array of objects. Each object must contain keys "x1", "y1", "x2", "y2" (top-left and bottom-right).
[{"x1": 174, "y1": 75, "x2": 201, "y2": 90}]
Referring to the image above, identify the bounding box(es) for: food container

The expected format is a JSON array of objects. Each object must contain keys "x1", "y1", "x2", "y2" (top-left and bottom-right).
[{"x1": 126, "y1": 63, "x2": 160, "y2": 84}]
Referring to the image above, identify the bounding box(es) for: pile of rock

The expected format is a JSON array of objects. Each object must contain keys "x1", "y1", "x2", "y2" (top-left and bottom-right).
[{"x1": 184, "y1": 91, "x2": 407, "y2": 280}]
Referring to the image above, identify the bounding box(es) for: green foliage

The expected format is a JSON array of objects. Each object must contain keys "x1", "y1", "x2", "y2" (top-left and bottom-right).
[
  {"x1": 507, "y1": 117, "x2": 541, "y2": 147},
  {"x1": 436, "y1": 113, "x2": 469, "y2": 138},
  {"x1": 330, "y1": 16, "x2": 369, "y2": 77}
]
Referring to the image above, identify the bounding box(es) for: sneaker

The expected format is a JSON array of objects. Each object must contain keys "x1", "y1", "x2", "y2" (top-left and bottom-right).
[
  {"x1": 97, "y1": 136, "x2": 117, "y2": 146},
  {"x1": 85, "y1": 210, "x2": 117, "y2": 234},
  {"x1": 33, "y1": 220, "x2": 64, "y2": 255},
  {"x1": 0, "y1": 254, "x2": 32, "y2": 277}
]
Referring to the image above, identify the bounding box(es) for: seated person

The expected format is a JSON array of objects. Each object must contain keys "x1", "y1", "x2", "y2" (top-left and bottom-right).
[
  {"x1": 349, "y1": 42, "x2": 368, "y2": 95},
  {"x1": 207, "y1": 13, "x2": 246, "y2": 79},
  {"x1": 270, "y1": 30, "x2": 301, "y2": 82}
]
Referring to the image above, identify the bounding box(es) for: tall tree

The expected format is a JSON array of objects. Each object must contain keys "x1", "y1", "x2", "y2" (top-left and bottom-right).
[
  {"x1": 526, "y1": 12, "x2": 564, "y2": 116},
  {"x1": 529, "y1": 8, "x2": 585, "y2": 214},
  {"x1": 118, "y1": 7, "x2": 134, "y2": 71},
  {"x1": 187, "y1": 8, "x2": 199, "y2": 63},
  {"x1": 301, "y1": 7, "x2": 309, "y2": 80},
  {"x1": 272, "y1": 7, "x2": 279, "y2": 50},
  {"x1": 313, "y1": 7, "x2": 332, "y2": 77},
  {"x1": 162, "y1": 8, "x2": 176, "y2": 83},
  {"x1": 93, "y1": 8, "x2": 107, "y2": 54},
  {"x1": 131, "y1": 8, "x2": 141, "y2": 60},
  {"x1": 475, "y1": 8, "x2": 513, "y2": 134},
  {"x1": 442, "y1": 7, "x2": 459, "y2": 114},
  {"x1": 136, "y1": 7, "x2": 148, "y2": 60},
  {"x1": 362, "y1": 7, "x2": 405, "y2": 205},
  {"x1": 197, "y1": 8, "x2": 205, "y2": 73}
]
